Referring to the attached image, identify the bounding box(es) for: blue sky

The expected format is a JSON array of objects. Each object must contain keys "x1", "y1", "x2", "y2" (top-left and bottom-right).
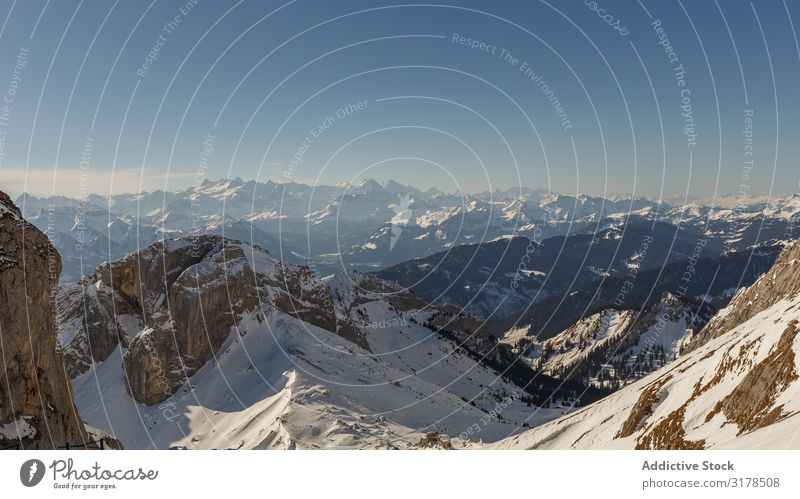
[{"x1": 0, "y1": 0, "x2": 798, "y2": 199}]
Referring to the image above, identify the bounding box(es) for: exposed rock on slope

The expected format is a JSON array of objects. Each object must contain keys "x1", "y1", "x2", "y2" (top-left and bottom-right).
[
  {"x1": 0, "y1": 191, "x2": 87, "y2": 449},
  {"x1": 493, "y1": 240, "x2": 800, "y2": 450},
  {"x1": 60, "y1": 235, "x2": 344, "y2": 405},
  {"x1": 57, "y1": 280, "x2": 138, "y2": 378},
  {"x1": 686, "y1": 241, "x2": 800, "y2": 352},
  {"x1": 63, "y1": 236, "x2": 600, "y2": 448}
]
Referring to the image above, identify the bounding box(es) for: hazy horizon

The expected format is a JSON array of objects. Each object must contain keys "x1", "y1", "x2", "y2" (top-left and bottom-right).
[
  {"x1": 5, "y1": 173, "x2": 799, "y2": 208},
  {"x1": 1, "y1": 1, "x2": 800, "y2": 201}
]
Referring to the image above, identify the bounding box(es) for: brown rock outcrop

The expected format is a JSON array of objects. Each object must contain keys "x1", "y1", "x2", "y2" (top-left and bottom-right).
[
  {"x1": 0, "y1": 191, "x2": 87, "y2": 449},
  {"x1": 57, "y1": 281, "x2": 137, "y2": 377},
  {"x1": 687, "y1": 241, "x2": 800, "y2": 351},
  {"x1": 60, "y1": 235, "x2": 346, "y2": 405},
  {"x1": 61, "y1": 236, "x2": 509, "y2": 407}
]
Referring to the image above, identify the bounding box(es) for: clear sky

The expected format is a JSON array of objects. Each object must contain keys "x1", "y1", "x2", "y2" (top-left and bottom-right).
[{"x1": 0, "y1": 0, "x2": 798, "y2": 200}]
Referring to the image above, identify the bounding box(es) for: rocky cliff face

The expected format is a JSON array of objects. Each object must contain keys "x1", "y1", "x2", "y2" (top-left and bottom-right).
[
  {"x1": 0, "y1": 191, "x2": 87, "y2": 449},
  {"x1": 62, "y1": 234, "x2": 534, "y2": 407},
  {"x1": 57, "y1": 280, "x2": 138, "y2": 378},
  {"x1": 59, "y1": 235, "x2": 345, "y2": 405},
  {"x1": 686, "y1": 241, "x2": 800, "y2": 352},
  {"x1": 58, "y1": 236, "x2": 488, "y2": 404}
]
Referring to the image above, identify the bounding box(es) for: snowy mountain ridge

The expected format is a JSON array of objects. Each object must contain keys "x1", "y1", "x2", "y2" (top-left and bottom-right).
[
  {"x1": 491, "y1": 241, "x2": 800, "y2": 449},
  {"x1": 503, "y1": 293, "x2": 712, "y2": 389},
  {"x1": 20, "y1": 179, "x2": 800, "y2": 281},
  {"x1": 60, "y1": 235, "x2": 591, "y2": 449}
]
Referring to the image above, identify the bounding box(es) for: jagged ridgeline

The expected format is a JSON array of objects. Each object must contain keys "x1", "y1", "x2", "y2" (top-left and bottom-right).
[
  {"x1": 493, "y1": 240, "x2": 800, "y2": 450},
  {"x1": 58, "y1": 234, "x2": 603, "y2": 449},
  {"x1": 19, "y1": 180, "x2": 800, "y2": 287}
]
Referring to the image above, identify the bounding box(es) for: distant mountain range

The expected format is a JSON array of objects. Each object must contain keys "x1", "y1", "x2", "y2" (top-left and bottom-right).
[
  {"x1": 377, "y1": 220, "x2": 728, "y2": 318},
  {"x1": 18, "y1": 178, "x2": 800, "y2": 282}
]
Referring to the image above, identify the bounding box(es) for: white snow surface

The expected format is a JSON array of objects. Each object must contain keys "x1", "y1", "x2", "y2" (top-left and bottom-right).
[
  {"x1": 73, "y1": 304, "x2": 565, "y2": 449},
  {"x1": 492, "y1": 291, "x2": 800, "y2": 449},
  {"x1": 0, "y1": 416, "x2": 36, "y2": 440}
]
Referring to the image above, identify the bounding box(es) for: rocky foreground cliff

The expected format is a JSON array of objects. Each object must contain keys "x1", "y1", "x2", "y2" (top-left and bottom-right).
[{"x1": 0, "y1": 191, "x2": 87, "y2": 449}]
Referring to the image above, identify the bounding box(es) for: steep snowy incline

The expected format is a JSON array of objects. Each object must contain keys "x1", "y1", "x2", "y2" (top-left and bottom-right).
[
  {"x1": 65, "y1": 236, "x2": 576, "y2": 449},
  {"x1": 73, "y1": 309, "x2": 570, "y2": 449},
  {"x1": 686, "y1": 239, "x2": 800, "y2": 351},
  {"x1": 505, "y1": 293, "x2": 711, "y2": 388},
  {"x1": 492, "y1": 241, "x2": 800, "y2": 449}
]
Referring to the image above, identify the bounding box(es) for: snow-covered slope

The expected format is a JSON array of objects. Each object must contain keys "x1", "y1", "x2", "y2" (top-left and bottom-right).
[
  {"x1": 493, "y1": 241, "x2": 800, "y2": 449},
  {"x1": 63, "y1": 236, "x2": 579, "y2": 449},
  {"x1": 505, "y1": 293, "x2": 711, "y2": 388},
  {"x1": 73, "y1": 309, "x2": 569, "y2": 449}
]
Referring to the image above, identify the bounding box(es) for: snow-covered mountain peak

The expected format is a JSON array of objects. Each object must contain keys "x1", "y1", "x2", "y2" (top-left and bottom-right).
[{"x1": 352, "y1": 177, "x2": 383, "y2": 194}]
